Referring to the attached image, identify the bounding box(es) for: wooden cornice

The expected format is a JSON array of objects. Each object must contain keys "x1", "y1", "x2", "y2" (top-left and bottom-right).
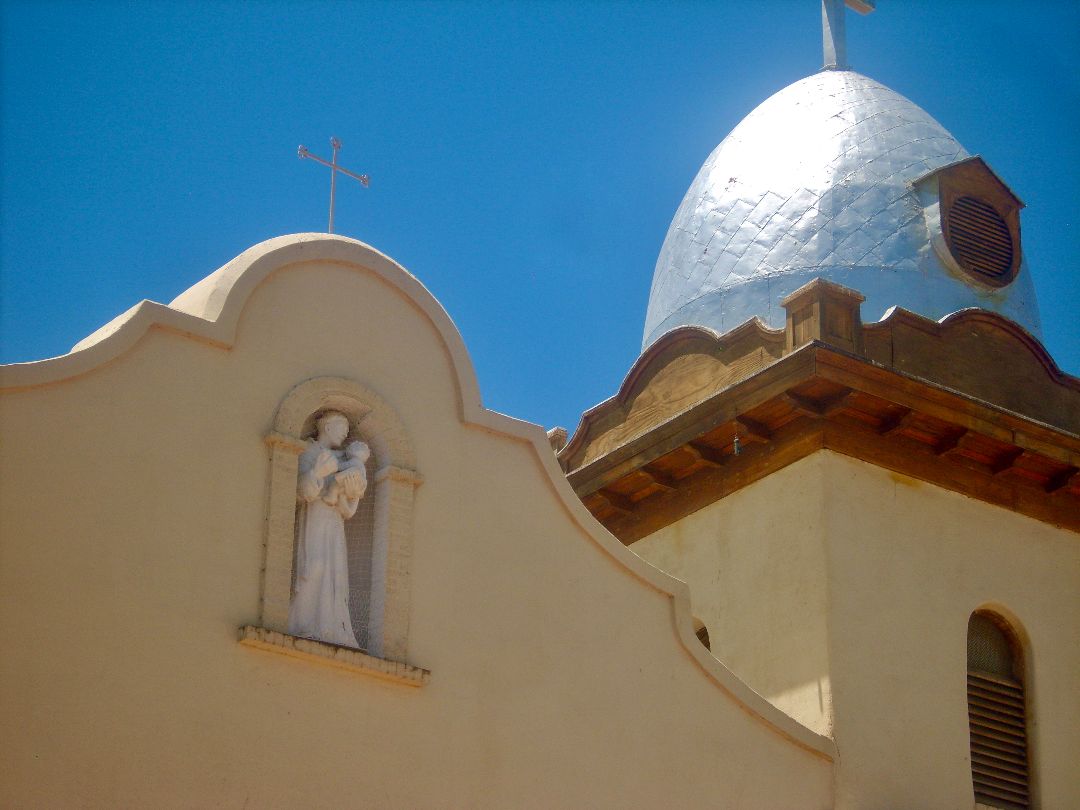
[
  {"x1": 559, "y1": 279, "x2": 1080, "y2": 542},
  {"x1": 863, "y1": 307, "x2": 1080, "y2": 433},
  {"x1": 559, "y1": 321, "x2": 784, "y2": 473}
]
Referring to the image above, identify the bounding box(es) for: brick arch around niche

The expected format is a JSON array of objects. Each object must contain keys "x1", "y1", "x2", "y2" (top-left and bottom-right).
[{"x1": 262, "y1": 376, "x2": 422, "y2": 662}]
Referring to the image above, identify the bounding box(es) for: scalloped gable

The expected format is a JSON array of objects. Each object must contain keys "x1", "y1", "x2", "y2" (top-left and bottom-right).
[
  {"x1": 0, "y1": 234, "x2": 837, "y2": 799},
  {"x1": 3, "y1": 235, "x2": 481, "y2": 416}
]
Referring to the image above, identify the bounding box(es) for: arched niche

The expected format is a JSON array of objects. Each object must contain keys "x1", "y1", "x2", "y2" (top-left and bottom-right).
[{"x1": 262, "y1": 376, "x2": 422, "y2": 662}]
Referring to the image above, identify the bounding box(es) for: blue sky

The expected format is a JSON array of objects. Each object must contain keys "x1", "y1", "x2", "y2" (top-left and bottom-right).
[{"x1": 2, "y1": 1, "x2": 1077, "y2": 432}]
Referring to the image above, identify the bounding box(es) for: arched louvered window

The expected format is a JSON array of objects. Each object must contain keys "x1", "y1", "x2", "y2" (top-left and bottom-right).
[{"x1": 967, "y1": 611, "x2": 1030, "y2": 808}]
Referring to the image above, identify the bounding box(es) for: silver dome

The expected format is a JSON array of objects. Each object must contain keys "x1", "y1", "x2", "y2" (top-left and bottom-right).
[{"x1": 643, "y1": 70, "x2": 1042, "y2": 349}]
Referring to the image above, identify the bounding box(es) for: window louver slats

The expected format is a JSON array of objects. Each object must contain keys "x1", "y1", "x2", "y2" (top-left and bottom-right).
[
  {"x1": 947, "y1": 196, "x2": 1014, "y2": 280},
  {"x1": 969, "y1": 694, "x2": 1023, "y2": 720},
  {"x1": 969, "y1": 731, "x2": 1026, "y2": 763},
  {"x1": 976, "y1": 783, "x2": 1030, "y2": 808},
  {"x1": 971, "y1": 751, "x2": 1027, "y2": 778},
  {"x1": 968, "y1": 670, "x2": 1029, "y2": 808}
]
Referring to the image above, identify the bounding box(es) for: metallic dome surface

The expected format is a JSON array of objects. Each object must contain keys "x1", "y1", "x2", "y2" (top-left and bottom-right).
[{"x1": 643, "y1": 70, "x2": 1042, "y2": 349}]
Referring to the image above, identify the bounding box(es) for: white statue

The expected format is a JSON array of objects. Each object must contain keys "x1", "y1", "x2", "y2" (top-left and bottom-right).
[{"x1": 287, "y1": 411, "x2": 370, "y2": 648}]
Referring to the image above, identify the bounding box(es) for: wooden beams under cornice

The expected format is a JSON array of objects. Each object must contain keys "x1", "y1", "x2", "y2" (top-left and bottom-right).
[
  {"x1": 569, "y1": 352, "x2": 1080, "y2": 542},
  {"x1": 685, "y1": 441, "x2": 726, "y2": 467},
  {"x1": 735, "y1": 415, "x2": 773, "y2": 443},
  {"x1": 591, "y1": 417, "x2": 825, "y2": 543},
  {"x1": 565, "y1": 348, "x2": 817, "y2": 497},
  {"x1": 558, "y1": 279, "x2": 1080, "y2": 542},
  {"x1": 780, "y1": 388, "x2": 852, "y2": 418}
]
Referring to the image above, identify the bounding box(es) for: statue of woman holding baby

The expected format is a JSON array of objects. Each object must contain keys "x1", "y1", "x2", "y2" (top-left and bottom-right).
[{"x1": 287, "y1": 410, "x2": 370, "y2": 648}]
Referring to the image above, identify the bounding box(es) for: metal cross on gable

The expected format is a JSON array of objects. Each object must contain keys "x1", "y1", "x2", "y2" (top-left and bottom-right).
[
  {"x1": 822, "y1": 0, "x2": 876, "y2": 70},
  {"x1": 298, "y1": 137, "x2": 370, "y2": 234}
]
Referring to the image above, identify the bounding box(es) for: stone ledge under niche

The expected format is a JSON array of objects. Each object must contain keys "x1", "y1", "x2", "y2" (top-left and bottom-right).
[{"x1": 238, "y1": 626, "x2": 430, "y2": 686}]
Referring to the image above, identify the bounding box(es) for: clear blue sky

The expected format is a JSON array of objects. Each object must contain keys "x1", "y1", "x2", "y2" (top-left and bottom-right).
[{"x1": 2, "y1": 1, "x2": 1077, "y2": 432}]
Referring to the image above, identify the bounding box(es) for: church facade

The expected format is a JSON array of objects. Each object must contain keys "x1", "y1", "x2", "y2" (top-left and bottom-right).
[{"x1": 2, "y1": 7, "x2": 1077, "y2": 809}]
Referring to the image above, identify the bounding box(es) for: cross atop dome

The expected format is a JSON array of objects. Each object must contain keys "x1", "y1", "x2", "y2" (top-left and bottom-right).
[{"x1": 822, "y1": 0, "x2": 875, "y2": 70}]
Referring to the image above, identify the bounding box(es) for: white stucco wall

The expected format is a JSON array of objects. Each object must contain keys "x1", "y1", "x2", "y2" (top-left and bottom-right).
[
  {"x1": 0, "y1": 236, "x2": 832, "y2": 809},
  {"x1": 821, "y1": 452, "x2": 1078, "y2": 810},
  {"x1": 632, "y1": 450, "x2": 1079, "y2": 809},
  {"x1": 632, "y1": 454, "x2": 833, "y2": 737}
]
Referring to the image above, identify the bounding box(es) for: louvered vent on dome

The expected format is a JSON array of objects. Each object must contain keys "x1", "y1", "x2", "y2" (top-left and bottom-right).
[
  {"x1": 947, "y1": 196, "x2": 1014, "y2": 281},
  {"x1": 642, "y1": 75, "x2": 1044, "y2": 349}
]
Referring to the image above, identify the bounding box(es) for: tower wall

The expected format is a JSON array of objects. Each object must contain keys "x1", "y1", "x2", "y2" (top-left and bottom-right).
[{"x1": 633, "y1": 450, "x2": 1079, "y2": 808}]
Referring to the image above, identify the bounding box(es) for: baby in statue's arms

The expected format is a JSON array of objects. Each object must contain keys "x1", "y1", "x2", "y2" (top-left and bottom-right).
[{"x1": 323, "y1": 439, "x2": 370, "y2": 508}]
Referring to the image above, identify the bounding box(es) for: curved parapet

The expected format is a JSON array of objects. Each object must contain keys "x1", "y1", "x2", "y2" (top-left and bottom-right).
[
  {"x1": 7, "y1": 235, "x2": 484, "y2": 416},
  {"x1": 0, "y1": 233, "x2": 835, "y2": 767},
  {"x1": 864, "y1": 306, "x2": 1080, "y2": 436},
  {"x1": 560, "y1": 319, "x2": 785, "y2": 475}
]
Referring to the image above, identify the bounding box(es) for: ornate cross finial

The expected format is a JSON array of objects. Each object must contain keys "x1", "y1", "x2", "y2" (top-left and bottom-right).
[
  {"x1": 297, "y1": 137, "x2": 370, "y2": 234},
  {"x1": 822, "y1": 0, "x2": 876, "y2": 70}
]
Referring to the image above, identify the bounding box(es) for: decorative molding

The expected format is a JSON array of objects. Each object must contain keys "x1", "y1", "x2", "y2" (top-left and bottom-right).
[
  {"x1": 375, "y1": 464, "x2": 424, "y2": 486},
  {"x1": 263, "y1": 431, "x2": 307, "y2": 454},
  {"x1": 238, "y1": 626, "x2": 430, "y2": 686}
]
